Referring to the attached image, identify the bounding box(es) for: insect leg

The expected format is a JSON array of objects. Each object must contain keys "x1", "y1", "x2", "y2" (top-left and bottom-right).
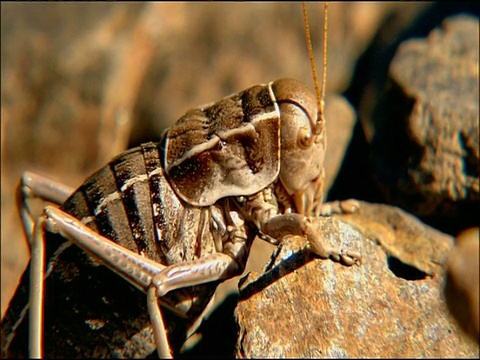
[
  {"x1": 151, "y1": 253, "x2": 241, "y2": 297},
  {"x1": 16, "y1": 171, "x2": 74, "y2": 249},
  {"x1": 261, "y1": 213, "x2": 362, "y2": 266},
  {"x1": 180, "y1": 292, "x2": 217, "y2": 353},
  {"x1": 42, "y1": 205, "x2": 168, "y2": 290},
  {"x1": 40, "y1": 206, "x2": 246, "y2": 356},
  {"x1": 150, "y1": 221, "x2": 248, "y2": 296},
  {"x1": 42, "y1": 205, "x2": 173, "y2": 357},
  {"x1": 29, "y1": 216, "x2": 47, "y2": 359},
  {"x1": 146, "y1": 284, "x2": 219, "y2": 357}
]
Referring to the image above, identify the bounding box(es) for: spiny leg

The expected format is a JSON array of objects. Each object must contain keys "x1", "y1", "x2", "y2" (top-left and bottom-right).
[
  {"x1": 31, "y1": 207, "x2": 173, "y2": 358},
  {"x1": 145, "y1": 286, "x2": 218, "y2": 357},
  {"x1": 44, "y1": 206, "x2": 243, "y2": 293}
]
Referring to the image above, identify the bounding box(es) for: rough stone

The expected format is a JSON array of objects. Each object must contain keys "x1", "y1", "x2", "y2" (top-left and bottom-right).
[
  {"x1": 446, "y1": 227, "x2": 480, "y2": 341},
  {"x1": 367, "y1": 15, "x2": 479, "y2": 221},
  {"x1": 235, "y1": 202, "x2": 479, "y2": 358},
  {"x1": 323, "y1": 95, "x2": 356, "y2": 193}
]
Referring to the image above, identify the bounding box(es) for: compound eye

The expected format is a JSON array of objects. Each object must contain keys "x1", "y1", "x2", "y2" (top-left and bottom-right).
[{"x1": 298, "y1": 126, "x2": 314, "y2": 149}]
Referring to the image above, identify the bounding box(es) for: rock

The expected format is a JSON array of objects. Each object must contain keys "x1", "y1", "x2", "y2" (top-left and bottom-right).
[
  {"x1": 339, "y1": 201, "x2": 453, "y2": 276},
  {"x1": 446, "y1": 227, "x2": 480, "y2": 341},
  {"x1": 365, "y1": 15, "x2": 479, "y2": 225},
  {"x1": 324, "y1": 95, "x2": 356, "y2": 193},
  {"x1": 235, "y1": 201, "x2": 479, "y2": 357}
]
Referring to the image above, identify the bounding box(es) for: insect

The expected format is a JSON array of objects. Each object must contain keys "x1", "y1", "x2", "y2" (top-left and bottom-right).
[{"x1": 2, "y1": 2, "x2": 361, "y2": 358}]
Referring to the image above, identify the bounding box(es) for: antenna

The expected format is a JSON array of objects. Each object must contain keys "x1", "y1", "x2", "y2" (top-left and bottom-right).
[{"x1": 302, "y1": 2, "x2": 328, "y2": 134}]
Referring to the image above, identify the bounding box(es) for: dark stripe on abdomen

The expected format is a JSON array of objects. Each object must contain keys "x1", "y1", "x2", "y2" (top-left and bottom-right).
[
  {"x1": 142, "y1": 142, "x2": 185, "y2": 265},
  {"x1": 110, "y1": 147, "x2": 156, "y2": 258},
  {"x1": 81, "y1": 165, "x2": 136, "y2": 252}
]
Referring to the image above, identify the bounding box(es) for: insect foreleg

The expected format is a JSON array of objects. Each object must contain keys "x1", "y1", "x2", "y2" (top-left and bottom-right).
[
  {"x1": 261, "y1": 213, "x2": 361, "y2": 266},
  {"x1": 240, "y1": 190, "x2": 361, "y2": 265}
]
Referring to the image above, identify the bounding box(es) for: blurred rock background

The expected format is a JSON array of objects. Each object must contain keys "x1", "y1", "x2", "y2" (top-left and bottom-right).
[{"x1": 1, "y1": 2, "x2": 479, "y2": 357}]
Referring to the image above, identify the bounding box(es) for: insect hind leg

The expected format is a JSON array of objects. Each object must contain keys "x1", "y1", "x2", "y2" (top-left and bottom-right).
[
  {"x1": 147, "y1": 287, "x2": 173, "y2": 358},
  {"x1": 16, "y1": 171, "x2": 74, "y2": 250},
  {"x1": 28, "y1": 216, "x2": 47, "y2": 359},
  {"x1": 27, "y1": 210, "x2": 173, "y2": 359},
  {"x1": 40, "y1": 205, "x2": 174, "y2": 358}
]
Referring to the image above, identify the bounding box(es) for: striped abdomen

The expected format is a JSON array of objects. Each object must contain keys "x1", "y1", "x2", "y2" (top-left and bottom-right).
[
  {"x1": 62, "y1": 142, "x2": 218, "y2": 264},
  {"x1": 60, "y1": 141, "x2": 219, "y2": 316}
]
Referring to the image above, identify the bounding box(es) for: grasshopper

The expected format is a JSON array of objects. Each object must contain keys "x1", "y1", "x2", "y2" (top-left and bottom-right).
[{"x1": 2, "y1": 3, "x2": 360, "y2": 358}]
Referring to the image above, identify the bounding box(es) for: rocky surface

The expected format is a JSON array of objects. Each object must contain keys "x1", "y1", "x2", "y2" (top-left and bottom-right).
[
  {"x1": 369, "y1": 15, "x2": 479, "y2": 221},
  {"x1": 446, "y1": 227, "x2": 480, "y2": 341},
  {"x1": 235, "y1": 202, "x2": 479, "y2": 358},
  {"x1": 338, "y1": 7, "x2": 480, "y2": 235}
]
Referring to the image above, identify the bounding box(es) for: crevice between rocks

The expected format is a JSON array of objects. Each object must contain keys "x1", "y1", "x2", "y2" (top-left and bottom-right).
[{"x1": 386, "y1": 255, "x2": 430, "y2": 281}]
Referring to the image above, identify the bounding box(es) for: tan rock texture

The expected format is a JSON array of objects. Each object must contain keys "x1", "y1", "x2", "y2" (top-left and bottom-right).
[
  {"x1": 236, "y1": 202, "x2": 479, "y2": 358},
  {"x1": 364, "y1": 15, "x2": 479, "y2": 221},
  {"x1": 446, "y1": 227, "x2": 480, "y2": 341}
]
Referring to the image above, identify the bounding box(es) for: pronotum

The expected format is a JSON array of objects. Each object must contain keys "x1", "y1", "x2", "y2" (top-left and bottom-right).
[{"x1": 1, "y1": 3, "x2": 361, "y2": 358}]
